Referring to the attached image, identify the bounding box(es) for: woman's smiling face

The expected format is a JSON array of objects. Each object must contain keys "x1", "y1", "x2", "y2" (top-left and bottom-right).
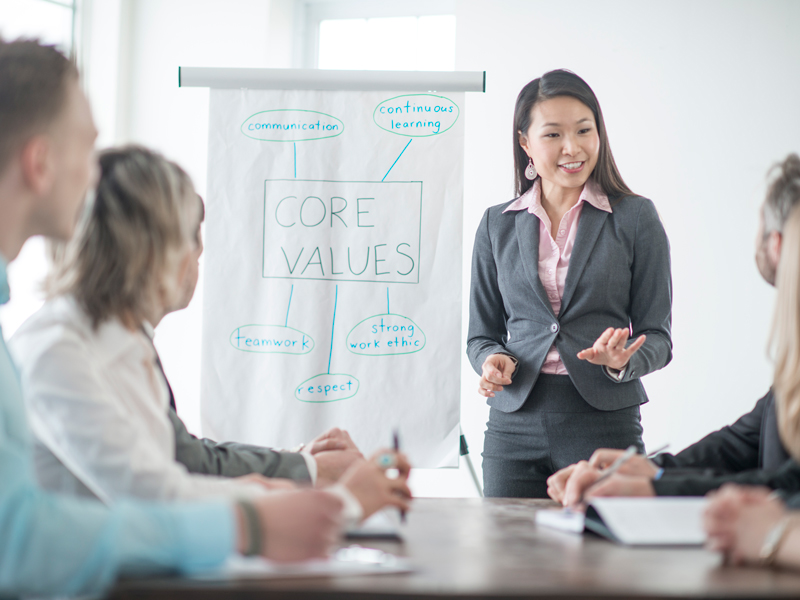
[{"x1": 519, "y1": 95, "x2": 600, "y2": 194}]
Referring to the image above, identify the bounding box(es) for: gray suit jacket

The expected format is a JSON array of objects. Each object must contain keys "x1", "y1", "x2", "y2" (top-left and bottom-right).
[
  {"x1": 467, "y1": 195, "x2": 672, "y2": 412},
  {"x1": 168, "y1": 408, "x2": 311, "y2": 481}
]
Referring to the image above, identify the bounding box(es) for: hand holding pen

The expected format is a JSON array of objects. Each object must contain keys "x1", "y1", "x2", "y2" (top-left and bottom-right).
[
  {"x1": 343, "y1": 447, "x2": 412, "y2": 521},
  {"x1": 562, "y1": 444, "x2": 669, "y2": 509},
  {"x1": 587, "y1": 444, "x2": 669, "y2": 478}
]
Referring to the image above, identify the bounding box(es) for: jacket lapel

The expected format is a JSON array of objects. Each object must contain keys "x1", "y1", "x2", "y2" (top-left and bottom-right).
[
  {"x1": 560, "y1": 203, "x2": 608, "y2": 315},
  {"x1": 514, "y1": 211, "x2": 556, "y2": 319}
]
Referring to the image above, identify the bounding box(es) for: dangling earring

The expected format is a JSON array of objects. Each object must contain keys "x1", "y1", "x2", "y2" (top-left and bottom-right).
[{"x1": 525, "y1": 157, "x2": 537, "y2": 180}]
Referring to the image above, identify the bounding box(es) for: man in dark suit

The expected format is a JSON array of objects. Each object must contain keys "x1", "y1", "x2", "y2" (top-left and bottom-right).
[{"x1": 548, "y1": 153, "x2": 800, "y2": 506}]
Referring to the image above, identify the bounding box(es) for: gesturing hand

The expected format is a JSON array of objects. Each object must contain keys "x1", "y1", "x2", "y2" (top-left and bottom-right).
[
  {"x1": 478, "y1": 354, "x2": 516, "y2": 398},
  {"x1": 577, "y1": 327, "x2": 646, "y2": 371}
]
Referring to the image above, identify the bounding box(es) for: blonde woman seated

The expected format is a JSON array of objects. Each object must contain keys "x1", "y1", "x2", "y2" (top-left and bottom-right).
[
  {"x1": 10, "y1": 146, "x2": 410, "y2": 522},
  {"x1": 704, "y1": 204, "x2": 800, "y2": 569}
]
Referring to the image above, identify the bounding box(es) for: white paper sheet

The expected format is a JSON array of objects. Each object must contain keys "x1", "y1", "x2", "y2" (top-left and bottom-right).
[
  {"x1": 192, "y1": 546, "x2": 413, "y2": 580},
  {"x1": 347, "y1": 509, "x2": 401, "y2": 539},
  {"x1": 588, "y1": 497, "x2": 708, "y2": 545},
  {"x1": 201, "y1": 89, "x2": 464, "y2": 466}
]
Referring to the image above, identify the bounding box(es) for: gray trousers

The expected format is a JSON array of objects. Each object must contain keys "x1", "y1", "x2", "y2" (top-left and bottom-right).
[{"x1": 482, "y1": 374, "x2": 644, "y2": 498}]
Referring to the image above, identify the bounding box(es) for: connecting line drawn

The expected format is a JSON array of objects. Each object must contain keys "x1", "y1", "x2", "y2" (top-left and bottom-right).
[
  {"x1": 295, "y1": 285, "x2": 360, "y2": 403},
  {"x1": 328, "y1": 285, "x2": 338, "y2": 375},
  {"x1": 229, "y1": 283, "x2": 314, "y2": 355},
  {"x1": 285, "y1": 284, "x2": 294, "y2": 327},
  {"x1": 382, "y1": 139, "x2": 412, "y2": 182}
]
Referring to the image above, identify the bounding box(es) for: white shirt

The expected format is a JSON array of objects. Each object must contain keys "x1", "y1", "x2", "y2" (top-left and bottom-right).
[{"x1": 9, "y1": 296, "x2": 267, "y2": 504}]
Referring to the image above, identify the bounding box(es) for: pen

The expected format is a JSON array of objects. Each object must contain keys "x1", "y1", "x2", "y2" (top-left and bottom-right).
[
  {"x1": 577, "y1": 443, "x2": 670, "y2": 505},
  {"x1": 392, "y1": 428, "x2": 406, "y2": 523},
  {"x1": 578, "y1": 444, "x2": 637, "y2": 504},
  {"x1": 646, "y1": 443, "x2": 670, "y2": 457}
]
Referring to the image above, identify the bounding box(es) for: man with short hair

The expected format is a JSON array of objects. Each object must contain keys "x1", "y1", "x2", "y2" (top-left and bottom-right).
[
  {"x1": 548, "y1": 153, "x2": 800, "y2": 507},
  {"x1": 0, "y1": 38, "x2": 407, "y2": 597}
]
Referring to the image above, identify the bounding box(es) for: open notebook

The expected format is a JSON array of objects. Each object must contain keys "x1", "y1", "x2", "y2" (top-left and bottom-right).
[{"x1": 535, "y1": 497, "x2": 708, "y2": 545}]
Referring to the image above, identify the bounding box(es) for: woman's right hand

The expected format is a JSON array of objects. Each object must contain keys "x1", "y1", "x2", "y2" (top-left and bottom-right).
[{"x1": 478, "y1": 354, "x2": 516, "y2": 398}]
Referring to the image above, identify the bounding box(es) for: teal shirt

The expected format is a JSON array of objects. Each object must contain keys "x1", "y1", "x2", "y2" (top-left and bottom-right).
[{"x1": 0, "y1": 258, "x2": 234, "y2": 597}]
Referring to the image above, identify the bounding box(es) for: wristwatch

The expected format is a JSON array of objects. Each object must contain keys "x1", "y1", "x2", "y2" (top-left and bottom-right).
[{"x1": 760, "y1": 516, "x2": 794, "y2": 566}]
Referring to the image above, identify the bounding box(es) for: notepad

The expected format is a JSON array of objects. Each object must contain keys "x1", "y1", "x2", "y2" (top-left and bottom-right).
[
  {"x1": 346, "y1": 509, "x2": 402, "y2": 539},
  {"x1": 535, "y1": 497, "x2": 708, "y2": 545},
  {"x1": 192, "y1": 545, "x2": 413, "y2": 580}
]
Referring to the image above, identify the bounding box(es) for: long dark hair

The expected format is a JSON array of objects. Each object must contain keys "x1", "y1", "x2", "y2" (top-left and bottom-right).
[{"x1": 513, "y1": 69, "x2": 634, "y2": 200}]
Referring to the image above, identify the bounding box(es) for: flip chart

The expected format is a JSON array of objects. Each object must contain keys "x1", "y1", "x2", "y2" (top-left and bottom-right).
[{"x1": 200, "y1": 88, "x2": 465, "y2": 466}]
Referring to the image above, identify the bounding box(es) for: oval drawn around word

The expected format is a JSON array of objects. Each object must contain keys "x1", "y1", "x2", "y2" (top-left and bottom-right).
[
  {"x1": 241, "y1": 109, "x2": 345, "y2": 142},
  {"x1": 295, "y1": 373, "x2": 360, "y2": 403},
  {"x1": 373, "y1": 94, "x2": 459, "y2": 138},
  {"x1": 346, "y1": 313, "x2": 426, "y2": 356},
  {"x1": 230, "y1": 325, "x2": 314, "y2": 355}
]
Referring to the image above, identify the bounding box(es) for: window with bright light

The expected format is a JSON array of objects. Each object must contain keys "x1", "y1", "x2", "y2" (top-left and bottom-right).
[
  {"x1": 0, "y1": 0, "x2": 75, "y2": 55},
  {"x1": 318, "y1": 14, "x2": 456, "y2": 71}
]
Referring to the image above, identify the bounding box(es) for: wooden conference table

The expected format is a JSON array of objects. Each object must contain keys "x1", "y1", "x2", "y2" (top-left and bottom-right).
[{"x1": 108, "y1": 498, "x2": 800, "y2": 599}]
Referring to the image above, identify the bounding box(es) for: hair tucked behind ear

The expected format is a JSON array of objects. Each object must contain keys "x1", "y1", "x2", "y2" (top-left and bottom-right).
[
  {"x1": 48, "y1": 145, "x2": 199, "y2": 329},
  {"x1": 512, "y1": 69, "x2": 634, "y2": 200}
]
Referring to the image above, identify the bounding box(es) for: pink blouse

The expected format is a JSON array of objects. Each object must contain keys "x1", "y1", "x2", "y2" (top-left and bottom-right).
[{"x1": 503, "y1": 178, "x2": 612, "y2": 373}]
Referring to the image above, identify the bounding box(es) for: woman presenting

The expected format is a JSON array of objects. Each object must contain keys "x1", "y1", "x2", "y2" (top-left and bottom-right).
[{"x1": 467, "y1": 69, "x2": 672, "y2": 498}]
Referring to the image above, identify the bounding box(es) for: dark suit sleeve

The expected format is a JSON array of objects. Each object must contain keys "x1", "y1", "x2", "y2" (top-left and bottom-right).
[
  {"x1": 652, "y1": 458, "x2": 800, "y2": 497},
  {"x1": 609, "y1": 198, "x2": 672, "y2": 383},
  {"x1": 169, "y1": 408, "x2": 311, "y2": 482},
  {"x1": 466, "y1": 208, "x2": 515, "y2": 374},
  {"x1": 651, "y1": 393, "x2": 768, "y2": 473}
]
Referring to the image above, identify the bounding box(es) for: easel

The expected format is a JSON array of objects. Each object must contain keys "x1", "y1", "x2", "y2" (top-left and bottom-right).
[
  {"x1": 460, "y1": 429, "x2": 483, "y2": 497},
  {"x1": 181, "y1": 67, "x2": 486, "y2": 488}
]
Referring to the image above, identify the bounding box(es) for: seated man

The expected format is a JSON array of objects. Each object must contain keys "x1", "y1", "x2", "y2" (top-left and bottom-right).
[
  {"x1": 0, "y1": 37, "x2": 384, "y2": 597},
  {"x1": 705, "y1": 198, "x2": 800, "y2": 570},
  {"x1": 548, "y1": 153, "x2": 800, "y2": 507}
]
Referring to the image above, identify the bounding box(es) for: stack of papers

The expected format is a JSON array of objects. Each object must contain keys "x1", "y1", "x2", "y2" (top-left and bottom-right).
[{"x1": 535, "y1": 497, "x2": 709, "y2": 545}]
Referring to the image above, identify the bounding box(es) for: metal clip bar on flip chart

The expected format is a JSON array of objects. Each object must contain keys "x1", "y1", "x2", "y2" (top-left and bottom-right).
[{"x1": 178, "y1": 67, "x2": 486, "y2": 93}]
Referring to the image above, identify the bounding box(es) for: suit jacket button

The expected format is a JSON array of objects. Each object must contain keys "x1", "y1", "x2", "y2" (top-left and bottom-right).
[{"x1": 550, "y1": 323, "x2": 559, "y2": 333}]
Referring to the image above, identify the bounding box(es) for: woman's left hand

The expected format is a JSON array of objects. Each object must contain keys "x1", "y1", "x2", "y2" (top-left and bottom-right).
[{"x1": 577, "y1": 327, "x2": 646, "y2": 370}]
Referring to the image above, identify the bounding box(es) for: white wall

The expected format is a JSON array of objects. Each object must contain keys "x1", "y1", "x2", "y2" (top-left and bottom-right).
[
  {"x1": 115, "y1": 0, "x2": 295, "y2": 437},
  {"x1": 7, "y1": 0, "x2": 799, "y2": 498},
  {"x1": 81, "y1": 0, "x2": 800, "y2": 497},
  {"x1": 453, "y1": 0, "x2": 800, "y2": 493}
]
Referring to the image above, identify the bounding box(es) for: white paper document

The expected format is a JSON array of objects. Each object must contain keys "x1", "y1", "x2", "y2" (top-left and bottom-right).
[
  {"x1": 346, "y1": 509, "x2": 401, "y2": 539},
  {"x1": 192, "y1": 546, "x2": 413, "y2": 580},
  {"x1": 536, "y1": 497, "x2": 709, "y2": 545}
]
